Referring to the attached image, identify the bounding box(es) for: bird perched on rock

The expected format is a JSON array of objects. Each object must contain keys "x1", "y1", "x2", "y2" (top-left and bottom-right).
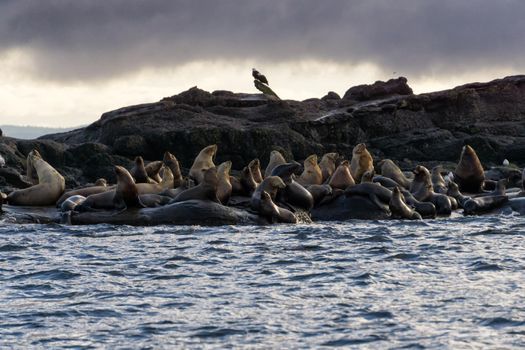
[
  {"x1": 0, "y1": 155, "x2": 5, "y2": 167},
  {"x1": 252, "y1": 68, "x2": 269, "y2": 85},
  {"x1": 503, "y1": 159, "x2": 510, "y2": 166}
]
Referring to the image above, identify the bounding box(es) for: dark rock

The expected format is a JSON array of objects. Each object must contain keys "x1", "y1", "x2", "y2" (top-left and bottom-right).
[
  {"x1": 321, "y1": 91, "x2": 341, "y2": 101},
  {"x1": 343, "y1": 77, "x2": 413, "y2": 101}
]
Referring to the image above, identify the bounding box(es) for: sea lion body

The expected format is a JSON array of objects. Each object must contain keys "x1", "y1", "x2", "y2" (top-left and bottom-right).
[
  {"x1": 319, "y1": 152, "x2": 338, "y2": 183},
  {"x1": 250, "y1": 176, "x2": 286, "y2": 212},
  {"x1": 217, "y1": 161, "x2": 233, "y2": 205},
  {"x1": 135, "y1": 167, "x2": 174, "y2": 194},
  {"x1": 139, "y1": 194, "x2": 172, "y2": 207},
  {"x1": 345, "y1": 182, "x2": 392, "y2": 212},
  {"x1": 271, "y1": 163, "x2": 314, "y2": 211},
  {"x1": 306, "y1": 184, "x2": 332, "y2": 206},
  {"x1": 264, "y1": 150, "x2": 286, "y2": 178},
  {"x1": 57, "y1": 185, "x2": 111, "y2": 206},
  {"x1": 431, "y1": 166, "x2": 448, "y2": 194},
  {"x1": 373, "y1": 175, "x2": 401, "y2": 189},
  {"x1": 463, "y1": 195, "x2": 509, "y2": 215},
  {"x1": 249, "y1": 159, "x2": 264, "y2": 184},
  {"x1": 130, "y1": 156, "x2": 154, "y2": 184},
  {"x1": 350, "y1": 143, "x2": 374, "y2": 184},
  {"x1": 389, "y1": 187, "x2": 422, "y2": 220},
  {"x1": 328, "y1": 160, "x2": 355, "y2": 190},
  {"x1": 378, "y1": 159, "x2": 410, "y2": 188},
  {"x1": 297, "y1": 154, "x2": 322, "y2": 186},
  {"x1": 189, "y1": 145, "x2": 217, "y2": 184},
  {"x1": 401, "y1": 189, "x2": 437, "y2": 219},
  {"x1": 240, "y1": 166, "x2": 258, "y2": 196},
  {"x1": 258, "y1": 191, "x2": 297, "y2": 224},
  {"x1": 145, "y1": 160, "x2": 163, "y2": 183},
  {"x1": 454, "y1": 145, "x2": 485, "y2": 193},
  {"x1": 163, "y1": 152, "x2": 183, "y2": 188},
  {"x1": 173, "y1": 167, "x2": 220, "y2": 203},
  {"x1": 8, "y1": 151, "x2": 65, "y2": 206}
]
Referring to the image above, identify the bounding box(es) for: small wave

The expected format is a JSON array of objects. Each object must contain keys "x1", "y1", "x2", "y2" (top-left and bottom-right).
[
  {"x1": 192, "y1": 326, "x2": 248, "y2": 338},
  {"x1": 321, "y1": 334, "x2": 386, "y2": 346},
  {"x1": 289, "y1": 272, "x2": 331, "y2": 281},
  {"x1": 480, "y1": 317, "x2": 525, "y2": 328},
  {"x1": 469, "y1": 261, "x2": 503, "y2": 271},
  {"x1": 0, "y1": 244, "x2": 27, "y2": 252},
  {"x1": 9, "y1": 269, "x2": 80, "y2": 281},
  {"x1": 360, "y1": 310, "x2": 394, "y2": 320},
  {"x1": 385, "y1": 253, "x2": 420, "y2": 261}
]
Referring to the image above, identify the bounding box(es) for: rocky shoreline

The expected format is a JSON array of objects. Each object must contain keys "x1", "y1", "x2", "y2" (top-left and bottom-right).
[{"x1": 1, "y1": 75, "x2": 525, "y2": 191}]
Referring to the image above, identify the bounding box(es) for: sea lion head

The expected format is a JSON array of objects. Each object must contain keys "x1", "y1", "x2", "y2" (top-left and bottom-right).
[
  {"x1": 271, "y1": 162, "x2": 301, "y2": 182},
  {"x1": 321, "y1": 152, "x2": 338, "y2": 162},
  {"x1": 115, "y1": 165, "x2": 135, "y2": 184},
  {"x1": 95, "y1": 178, "x2": 107, "y2": 187},
  {"x1": 267, "y1": 176, "x2": 286, "y2": 189},
  {"x1": 361, "y1": 169, "x2": 375, "y2": 182},
  {"x1": 160, "y1": 166, "x2": 174, "y2": 185},
  {"x1": 217, "y1": 161, "x2": 232, "y2": 177},
  {"x1": 353, "y1": 143, "x2": 367, "y2": 154},
  {"x1": 134, "y1": 156, "x2": 145, "y2": 167},
  {"x1": 304, "y1": 154, "x2": 318, "y2": 167},
  {"x1": 203, "y1": 144, "x2": 218, "y2": 160}
]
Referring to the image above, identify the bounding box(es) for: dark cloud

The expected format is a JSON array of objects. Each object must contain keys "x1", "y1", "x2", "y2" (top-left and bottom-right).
[{"x1": 1, "y1": 0, "x2": 524, "y2": 81}]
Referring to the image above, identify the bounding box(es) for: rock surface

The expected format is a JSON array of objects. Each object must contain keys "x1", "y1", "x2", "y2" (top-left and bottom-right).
[{"x1": 1, "y1": 75, "x2": 525, "y2": 190}]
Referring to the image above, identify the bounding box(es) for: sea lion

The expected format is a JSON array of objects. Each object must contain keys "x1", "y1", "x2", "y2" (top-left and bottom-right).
[
  {"x1": 447, "y1": 181, "x2": 471, "y2": 208},
  {"x1": 56, "y1": 185, "x2": 112, "y2": 206},
  {"x1": 297, "y1": 154, "x2": 322, "y2": 186},
  {"x1": 328, "y1": 160, "x2": 355, "y2": 190},
  {"x1": 173, "y1": 167, "x2": 220, "y2": 203},
  {"x1": 410, "y1": 165, "x2": 452, "y2": 215},
  {"x1": 264, "y1": 150, "x2": 286, "y2": 178},
  {"x1": 240, "y1": 166, "x2": 258, "y2": 196},
  {"x1": 271, "y1": 162, "x2": 314, "y2": 211},
  {"x1": 26, "y1": 149, "x2": 41, "y2": 185},
  {"x1": 319, "y1": 152, "x2": 338, "y2": 183},
  {"x1": 60, "y1": 195, "x2": 86, "y2": 212},
  {"x1": 130, "y1": 156, "x2": 154, "y2": 184},
  {"x1": 474, "y1": 179, "x2": 508, "y2": 198},
  {"x1": 158, "y1": 178, "x2": 194, "y2": 198},
  {"x1": 350, "y1": 143, "x2": 374, "y2": 184},
  {"x1": 400, "y1": 189, "x2": 437, "y2": 219},
  {"x1": 250, "y1": 176, "x2": 286, "y2": 212},
  {"x1": 306, "y1": 184, "x2": 332, "y2": 207},
  {"x1": 360, "y1": 170, "x2": 375, "y2": 183},
  {"x1": 189, "y1": 144, "x2": 217, "y2": 184},
  {"x1": 344, "y1": 182, "x2": 392, "y2": 213},
  {"x1": 249, "y1": 159, "x2": 264, "y2": 184},
  {"x1": 76, "y1": 166, "x2": 144, "y2": 211},
  {"x1": 258, "y1": 191, "x2": 297, "y2": 224},
  {"x1": 136, "y1": 167, "x2": 174, "y2": 194},
  {"x1": 94, "y1": 178, "x2": 107, "y2": 187},
  {"x1": 378, "y1": 159, "x2": 410, "y2": 188},
  {"x1": 454, "y1": 145, "x2": 485, "y2": 193},
  {"x1": 217, "y1": 161, "x2": 233, "y2": 205},
  {"x1": 389, "y1": 187, "x2": 422, "y2": 220},
  {"x1": 145, "y1": 160, "x2": 163, "y2": 183},
  {"x1": 431, "y1": 166, "x2": 448, "y2": 194},
  {"x1": 372, "y1": 175, "x2": 401, "y2": 189},
  {"x1": 463, "y1": 195, "x2": 509, "y2": 215},
  {"x1": 163, "y1": 151, "x2": 183, "y2": 188},
  {"x1": 8, "y1": 151, "x2": 65, "y2": 206}
]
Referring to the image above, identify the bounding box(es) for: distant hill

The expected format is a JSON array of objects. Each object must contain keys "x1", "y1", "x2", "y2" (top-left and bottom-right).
[{"x1": 0, "y1": 125, "x2": 82, "y2": 139}]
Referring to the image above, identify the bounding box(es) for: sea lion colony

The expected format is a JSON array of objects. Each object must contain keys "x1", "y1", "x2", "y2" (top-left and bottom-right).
[{"x1": 2, "y1": 143, "x2": 525, "y2": 226}]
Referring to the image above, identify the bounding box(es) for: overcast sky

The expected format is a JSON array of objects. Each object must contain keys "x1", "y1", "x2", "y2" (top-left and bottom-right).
[{"x1": 1, "y1": 0, "x2": 524, "y2": 127}]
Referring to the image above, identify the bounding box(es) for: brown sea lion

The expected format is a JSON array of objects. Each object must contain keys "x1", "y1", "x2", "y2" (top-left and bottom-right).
[
  {"x1": 447, "y1": 181, "x2": 471, "y2": 208},
  {"x1": 474, "y1": 179, "x2": 508, "y2": 198},
  {"x1": 258, "y1": 191, "x2": 297, "y2": 224},
  {"x1": 271, "y1": 162, "x2": 314, "y2": 211},
  {"x1": 138, "y1": 194, "x2": 172, "y2": 208},
  {"x1": 431, "y1": 166, "x2": 448, "y2": 194},
  {"x1": 145, "y1": 160, "x2": 163, "y2": 183},
  {"x1": 94, "y1": 178, "x2": 107, "y2": 187},
  {"x1": 229, "y1": 175, "x2": 244, "y2": 195},
  {"x1": 454, "y1": 145, "x2": 485, "y2": 193},
  {"x1": 344, "y1": 182, "x2": 392, "y2": 212},
  {"x1": 328, "y1": 160, "x2": 355, "y2": 190},
  {"x1": 410, "y1": 165, "x2": 452, "y2": 215},
  {"x1": 389, "y1": 187, "x2": 422, "y2": 220},
  {"x1": 360, "y1": 170, "x2": 375, "y2": 183},
  {"x1": 173, "y1": 167, "x2": 220, "y2": 203},
  {"x1": 77, "y1": 166, "x2": 144, "y2": 211},
  {"x1": 297, "y1": 154, "x2": 322, "y2": 186},
  {"x1": 463, "y1": 195, "x2": 509, "y2": 215},
  {"x1": 130, "y1": 156, "x2": 154, "y2": 184},
  {"x1": 249, "y1": 159, "x2": 264, "y2": 184},
  {"x1": 378, "y1": 159, "x2": 411, "y2": 188},
  {"x1": 350, "y1": 143, "x2": 374, "y2": 184},
  {"x1": 26, "y1": 149, "x2": 41, "y2": 185},
  {"x1": 319, "y1": 152, "x2": 339, "y2": 183},
  {"x1": 240, "y1": 166, "x2": 258, "y2": 196},
  {"x1": 217, "y1": 161, "x2": 233, "y2": 205},
  {"x1": 400, "y1": 189, "x2": 437, "y2": 219},
  {"x1": 8, "y1": 151, "x2": 65, "y2": 206},
  {"x1": 264, "y1": 150, "x2": 286, "y2": 178},
  {"x1": 250, "y1": 176, "x2": 287, "y2": 212},
  {"x1": 189, "y1": 144, "x2": 217, "y2": 184},
  {"x1": 136, "y1": 167, "x2": 174, "y2": 195},
  {"x1": 163, "y1": 151, "x2": 183, "y2": 188}
]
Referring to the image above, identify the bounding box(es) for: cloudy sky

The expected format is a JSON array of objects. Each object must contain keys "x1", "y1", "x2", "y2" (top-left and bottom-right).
[{"x1": 1, "y1": 0, "x2": 524, "y2": 127}]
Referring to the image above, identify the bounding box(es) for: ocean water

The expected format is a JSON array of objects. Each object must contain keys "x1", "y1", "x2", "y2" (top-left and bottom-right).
[{"x1": 1, "y1": 215, "x2": 525, "y2": 349}]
